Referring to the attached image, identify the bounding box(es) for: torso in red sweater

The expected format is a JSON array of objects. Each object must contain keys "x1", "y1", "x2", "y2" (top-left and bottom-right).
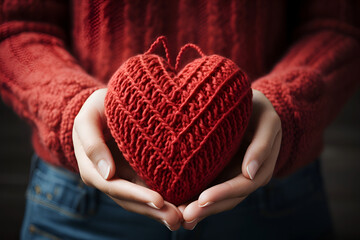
[
  {"x1": 0, "y1": 0, "x2": 359, "y2": 176},
  {"x1": 71, "y1": 0, "x2": 287, "y2": 82}
]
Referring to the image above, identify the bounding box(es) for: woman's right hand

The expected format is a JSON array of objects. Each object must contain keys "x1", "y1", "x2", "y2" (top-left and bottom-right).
[{"x1": 72, "y1": 88, "x2": 182, "y2": 231}]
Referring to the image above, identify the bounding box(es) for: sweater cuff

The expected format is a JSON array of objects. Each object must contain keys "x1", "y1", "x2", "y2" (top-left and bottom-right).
[
  {"x1": 252, "y1": 68, "x2": 324, "y2": 176},
  {"x1": 59, "y1": 86, "x2": 104, "y2": 172}
]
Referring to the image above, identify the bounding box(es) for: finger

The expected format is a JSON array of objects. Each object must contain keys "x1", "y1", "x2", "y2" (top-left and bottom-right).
[
  {"x1": 182, "y1": 216, "x2": 202, "y2": 230},
  {"x1": 197, "y1": 174, "x2": 255, "y2": 207},
  {"x1": 182, "y1": 198, "x2": 245, "y2": 230},
  {"x1": 73, "y1": 130, "x2": 165, "y2": 209},
  {"x1": 242, "y1": 90, "x2": 281, "y2": 180},
  {"x1": 105, "y1": 178, "x2": 165, "y2": 208},
  {"x1": 111, "y1": 198, "x2": 182, "y2": 231},
  {"x1": 181, "y1": 201, "x2": 203, "y2": 230},
  {"x1": 242, "y1": 110, "x2": 281, "y2": 180},
  {"x1": 73, "y1": 88, "x2": 115, "y2": 179},
  {"x1": 177, "y1": 205, "x2": 186, "y2": 215},
  {"x1": 197, "y1": 131, "x2": 281, "y2": 206},
  {"x1": 258, "y1": 129, "x2": 282, "y2": 186}
]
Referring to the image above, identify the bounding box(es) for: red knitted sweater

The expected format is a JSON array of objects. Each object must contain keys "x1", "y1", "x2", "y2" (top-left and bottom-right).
[{"x1": 0, "y1": 0, "x2": 359, "y2": 177}]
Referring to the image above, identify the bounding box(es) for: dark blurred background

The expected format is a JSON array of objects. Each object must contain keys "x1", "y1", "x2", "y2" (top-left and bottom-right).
[{"x1": 0, "y1": 89, "x2": 359, "y2": 239}]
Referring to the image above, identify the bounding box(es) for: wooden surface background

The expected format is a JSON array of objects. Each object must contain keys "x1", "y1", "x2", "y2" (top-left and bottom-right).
[{"x1": 0, "y1": 90, "x2": 359, "y2": 239}]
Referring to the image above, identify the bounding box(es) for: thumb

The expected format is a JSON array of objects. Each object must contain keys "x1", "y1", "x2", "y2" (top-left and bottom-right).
[
  {"x1": 242, "y1": 90, "x2": 281, "y2": 180},
  {"x1": 241, "y1": 117, "x2": 278, "y2": 180},
  {"x1": 73, "y1": 88, "x2": 116, "y2": 180}
]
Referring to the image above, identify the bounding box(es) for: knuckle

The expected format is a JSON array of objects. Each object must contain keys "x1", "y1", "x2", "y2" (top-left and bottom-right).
[{"x1": 84, "y1": 142, "x2": 103, "y2": 161}]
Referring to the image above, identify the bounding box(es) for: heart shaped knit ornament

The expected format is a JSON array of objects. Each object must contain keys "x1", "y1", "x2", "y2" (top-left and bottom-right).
[{"x1": 105, "y1": 36, "x2": 252, "y2": 205}]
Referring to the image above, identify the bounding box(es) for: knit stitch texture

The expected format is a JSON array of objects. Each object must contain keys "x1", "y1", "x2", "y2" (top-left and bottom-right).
[
  {"x1": 1, "y1": 0, "x2": 359, "y2": 177},
  {"x1": 105, "y1": 37, "x2": 252, "y2": 204}
]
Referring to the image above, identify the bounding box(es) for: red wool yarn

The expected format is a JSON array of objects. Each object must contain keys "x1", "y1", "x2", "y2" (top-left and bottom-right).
[{"x1": 105, "y1": 37, "x2": 252, "y2": 205}]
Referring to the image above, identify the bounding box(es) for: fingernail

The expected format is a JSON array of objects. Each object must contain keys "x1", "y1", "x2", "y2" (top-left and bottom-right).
[
  {"x1": 199, "y1": 202, "x2": 214, "y2": 208},
  {"x1": 190, "y1": 223, "x2": 197, "y2": 230},
  {"x1": 147, "y1": 202, "x2": 160, "y2": 209},
  {"x1": 98, "y1": 159, "x2": 110, "y2": 179},
  {"x1": 186, "y1": 218, "x2": 197, "y2": 224},
  {"x1": 162, "y1": 220, "x2": 174, "y2": 231},
  {"x1": 247, "y1": 161, "x2": 259, "y2": 180}
]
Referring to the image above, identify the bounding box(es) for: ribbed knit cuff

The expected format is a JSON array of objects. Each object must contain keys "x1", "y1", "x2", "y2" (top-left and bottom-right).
[{"x1": 59, "y1": 86, "x2": 104, "y2": 172}]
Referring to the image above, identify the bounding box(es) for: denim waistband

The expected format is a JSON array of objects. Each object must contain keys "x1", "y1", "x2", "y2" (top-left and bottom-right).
[
  {"x1": 30, "y1": 154, "x2": 81, "y2": 183},
  {"x1": 27, "y1": 155, "x2": 105, "y2": 218},
  {"x1": 24, "y1": 155, "x2": 330, "y2": 239}
]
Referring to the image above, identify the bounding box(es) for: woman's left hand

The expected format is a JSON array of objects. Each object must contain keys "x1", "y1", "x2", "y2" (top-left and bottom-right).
[{"x1": 179, "y1": 89, "x2": 282, "y2": 230}]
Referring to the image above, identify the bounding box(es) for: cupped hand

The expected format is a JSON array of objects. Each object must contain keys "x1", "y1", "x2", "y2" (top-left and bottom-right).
[
  {"x1": 180, "y1": 89, "x2": 282, "y2": 230},
  {"x1": 72, "y1": 88, "x2": 182, "y2": 231}
]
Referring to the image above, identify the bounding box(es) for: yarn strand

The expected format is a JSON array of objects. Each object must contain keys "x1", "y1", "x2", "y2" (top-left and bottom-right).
[
  {"x1": 175, "y1": 43, "x2": 205, "y2": 72},
  {"x1": 145, "y1": 36, "x2": 172, "y2": 66}
]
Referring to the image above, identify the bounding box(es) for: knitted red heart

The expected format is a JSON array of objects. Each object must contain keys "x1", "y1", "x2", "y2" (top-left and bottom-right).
[{"x1": 105, "y1": 37, "x2": 252, "y2": 205}]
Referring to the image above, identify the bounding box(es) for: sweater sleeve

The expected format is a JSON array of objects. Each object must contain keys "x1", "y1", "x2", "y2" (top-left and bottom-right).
[
  {"x1": 252, "y1": 0, "x2": 360, "y2": 177},
  {"x1": 0, "y1": 1, "x2": 105, "y2": 171}
]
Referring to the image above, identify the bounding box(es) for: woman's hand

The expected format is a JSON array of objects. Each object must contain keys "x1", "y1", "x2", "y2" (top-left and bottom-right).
[
  {"x1": 180, "y1": 89, "x2": 282, "y2": 230},
  {"x1": 72, "y1": 88, "x2": 182, "y2": 231}
]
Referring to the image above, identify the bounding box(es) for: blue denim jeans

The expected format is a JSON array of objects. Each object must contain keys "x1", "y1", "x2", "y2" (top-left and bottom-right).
[{"x1": 21, "y1": 155, "x2": 333, "y2": 240}]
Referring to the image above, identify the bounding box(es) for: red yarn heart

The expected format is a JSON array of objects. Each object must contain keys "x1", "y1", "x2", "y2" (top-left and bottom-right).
[{"x1": 105, "y1": 37, "x2": 252, "y2": 205}]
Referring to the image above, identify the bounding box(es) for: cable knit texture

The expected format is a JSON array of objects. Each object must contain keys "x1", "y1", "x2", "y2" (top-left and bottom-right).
[
  {"x1": 105, "y1": 37, "x2": 252, "y2": 204},
  {"x1": 0, "y1": 0, "x2": 359, "y2": 177}
]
